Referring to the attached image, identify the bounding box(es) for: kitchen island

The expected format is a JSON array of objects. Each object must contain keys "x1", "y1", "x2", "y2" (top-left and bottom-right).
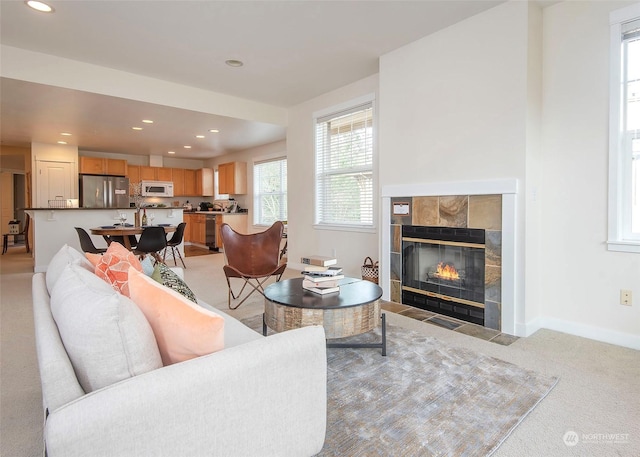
[{"x1": 25, "y1": 207, "x2": 183, "y2": 272}]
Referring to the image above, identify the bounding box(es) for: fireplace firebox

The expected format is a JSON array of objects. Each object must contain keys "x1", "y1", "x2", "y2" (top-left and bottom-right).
[{"x1": 402, "y1": 226, "x2": 485, "y2": 325}]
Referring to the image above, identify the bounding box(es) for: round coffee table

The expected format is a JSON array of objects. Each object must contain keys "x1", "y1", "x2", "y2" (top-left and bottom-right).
[{"x1": 263, "y1": 277, "x2": 386, "y2": 355}]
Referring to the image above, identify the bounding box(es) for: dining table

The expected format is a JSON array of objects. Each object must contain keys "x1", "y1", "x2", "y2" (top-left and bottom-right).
[{"x1": 90, "y1": 225, "x2": 176, "y2": 250}]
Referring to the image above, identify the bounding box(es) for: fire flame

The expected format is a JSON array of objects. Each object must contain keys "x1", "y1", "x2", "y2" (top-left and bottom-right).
[{"x1": 435, "y1": 262, "x2": 460, "y2": 280}]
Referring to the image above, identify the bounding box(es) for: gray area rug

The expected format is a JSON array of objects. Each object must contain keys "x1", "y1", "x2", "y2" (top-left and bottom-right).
[{"x1": 242, "y1": 315, "x2": 559, "y2": 457}]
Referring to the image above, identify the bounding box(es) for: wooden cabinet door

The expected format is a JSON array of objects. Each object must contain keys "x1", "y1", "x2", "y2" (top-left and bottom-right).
[
  {"x1": 184, "y1": 169, "x2": 197, "y2": 196},
  {"x1": 183, "y1": 214, "x2": 192, "y2": 242},
  {"x1": 195, "y1": 214, "x2": 206, "y2": 244},
  {"x1": 127, "y1": 166, "x2": 141, "y2": 195},
  {"x1": 79, "y1": 157, "x2": 105, "y2": 175},
  {"x1": 157, "y1": 168, "x2": 172, "y2": 181},
  {"x1": 218, "y1": 163, "x2": 231, "y2": 194},
  {"x1": 106, "y1": 159, "x2": 127, "y2": 176},
  {"x1": 200, "y1": 168, "x2": 213, "y2": 196},
  {"x1": 218, "y1": 162, "x2": 247, "y2": 194},
  {"x1": 140, "y1": 166, "x2": 156, "y2": 180},
  {"x1": 172, "y1": 168, "x2": 185, "y2": 196}
]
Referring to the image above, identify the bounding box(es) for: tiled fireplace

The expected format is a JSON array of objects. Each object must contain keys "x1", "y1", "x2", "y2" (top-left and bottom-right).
[{"x1": 381, "y1": 180, "x2": 518, "y2": 334}]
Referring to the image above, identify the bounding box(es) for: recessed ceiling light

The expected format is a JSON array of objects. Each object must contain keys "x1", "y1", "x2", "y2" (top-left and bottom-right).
[
  {"x1": 25, "y1": 1, "x2": 54, "y2": 13},
  {"x1": 195, "y1": 135, "x2": 205, "y2": 139},
  {"x1": 57, "y1": 141, "x2": 67, "y2": 145},
  {"x1": 60, "y1": 132, "x2": 72, "y2": 136},
  {"x1": 184, "y1": 145, "x2": 192, "y2": 149},
  {"x1": 168, "y1": 151, "x2": 176, "y2": 155},
  {"x1": 225, "y1": 59, "x2": 244, "y2": 68},
  {"x1": 132, "y1": 127, "x2": 143, "y2": 130},
  {"x1": 209, "y1": 129, "x2": 219, "y2": 133},
  {"x1": 142, "y1": 119, "x2": 154, "y2": 124}
]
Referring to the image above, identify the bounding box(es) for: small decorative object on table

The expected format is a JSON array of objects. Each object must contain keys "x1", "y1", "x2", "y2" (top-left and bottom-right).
[{"x1": 361, "y1": 257, "x2": 379, "y2": 284}]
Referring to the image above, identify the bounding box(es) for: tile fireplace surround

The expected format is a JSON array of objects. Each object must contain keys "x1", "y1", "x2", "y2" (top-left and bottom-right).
[{"x1": 381, "y1": 179, "x2": 518, "y2": 336}]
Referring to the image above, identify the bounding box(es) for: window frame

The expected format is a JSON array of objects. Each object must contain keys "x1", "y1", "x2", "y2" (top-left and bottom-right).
[
  {"x1": 608, "y1": 3, "x2": 640, "y2": 253},
  {"x1": 313, "y1": 94, "x2": 377, "y2": 233},
  {"x1": 252, "y1": 156, "x2": 287, "y2": 227}
]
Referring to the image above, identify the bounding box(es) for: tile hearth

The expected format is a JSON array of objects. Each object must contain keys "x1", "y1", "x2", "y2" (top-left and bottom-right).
[{"x1": 381, "y1": 301, "x2": 519, "y2": 346}]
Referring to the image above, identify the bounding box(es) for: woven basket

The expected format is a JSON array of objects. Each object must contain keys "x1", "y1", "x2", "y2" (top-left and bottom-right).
[{"x1": 361, "y1": 257, "x2": 379, "y2": 284}]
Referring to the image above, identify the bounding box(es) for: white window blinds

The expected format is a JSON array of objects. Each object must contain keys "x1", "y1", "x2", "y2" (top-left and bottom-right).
[
  {"x1": 315, "y1": 102, "x2": 374, "y2": 227},
  {"x1": 253, "y1": 157, "x2": 287, "y2": 225}
]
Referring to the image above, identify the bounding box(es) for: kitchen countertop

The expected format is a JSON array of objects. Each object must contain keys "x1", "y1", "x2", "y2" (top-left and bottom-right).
[{"x1": 184, "y1": 211, "x2": 247, "y2": 215}]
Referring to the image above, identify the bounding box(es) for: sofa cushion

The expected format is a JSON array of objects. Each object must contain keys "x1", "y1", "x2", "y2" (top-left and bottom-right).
[
  {"x1": 151, "y1": 262, "x2": 197, "y2": 303},
  {"x1": 128, "y1": 267, "x2": 225, "y2": 365},
  {"x1": 46, "y1": 244, "x2": 94, "y2": 294},
  {"x1": 94, "y1": 242, "x2": 143, "y2": 297},
  {"x1": 50, "y1": 263, "x2": 162, "y2": 393}
]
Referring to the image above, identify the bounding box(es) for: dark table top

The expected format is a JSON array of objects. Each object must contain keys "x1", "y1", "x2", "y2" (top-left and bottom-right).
[{"x1": 264, "y1": 277, "x2": 382, "y2": 309}]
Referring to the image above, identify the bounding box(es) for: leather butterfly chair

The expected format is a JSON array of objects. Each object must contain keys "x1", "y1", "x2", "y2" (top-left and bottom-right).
[
  {"x1": 133, "y1": 226, "x2": 167, "y2": 264},
  {"x1": 162, "y1": 222, "x2": 187, "y2": 268},
  {"x1": 74, "y1": 227, "x2": 107, "y2": 254},
  {"x1": 220, "y1": 221, "x2": 286, "y2": 310}
]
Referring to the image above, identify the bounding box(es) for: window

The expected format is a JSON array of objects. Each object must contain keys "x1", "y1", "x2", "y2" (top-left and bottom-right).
[
  {"x1": 253, "y1": 157, "x2": 287, "y2": 226},
  {"x1": 314, "y1": 97, "x2": 375, "y2": 229},
  {"x1": 609, "y1": 4, "x2": 640, "y2": 252}
]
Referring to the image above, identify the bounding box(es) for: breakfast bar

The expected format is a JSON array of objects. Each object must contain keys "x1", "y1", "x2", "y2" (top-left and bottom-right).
[{"x1": 25, "y1": 207, "x2": 184, "y2": 272}]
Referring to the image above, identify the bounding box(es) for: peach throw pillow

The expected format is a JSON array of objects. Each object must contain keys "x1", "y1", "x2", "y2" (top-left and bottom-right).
[
  {"x1": 85, "y1": 252, "x2": 102, "y2": 267},
  {"x1": 95, "y1": 242, "x2": 142, "y2": 297},
  {"x1": 128, "y1": 267, "x2": 225, "y2": 365}
]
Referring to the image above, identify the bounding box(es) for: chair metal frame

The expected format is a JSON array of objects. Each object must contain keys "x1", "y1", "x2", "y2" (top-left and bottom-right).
[
  {"x1": 162, "y1": 222, "x2": 187, "y2": 268},
  {"x1": 220, "y1": 221, "x2": 286, "y2": 310}
]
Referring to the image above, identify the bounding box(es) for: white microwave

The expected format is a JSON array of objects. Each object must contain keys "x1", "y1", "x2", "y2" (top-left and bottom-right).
[{"x1": 141, "y1": 181, "x2": 174, "y2": 197}]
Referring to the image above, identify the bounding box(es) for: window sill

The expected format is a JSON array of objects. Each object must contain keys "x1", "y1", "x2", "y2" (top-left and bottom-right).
[{"x1": 607, "y1": 240, "x2": 640, "y2": 253}]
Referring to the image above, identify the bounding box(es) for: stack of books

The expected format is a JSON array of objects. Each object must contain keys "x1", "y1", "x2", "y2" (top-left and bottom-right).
[{"x1": 301, "y1": 255, "x2": 343, "y2": 295}]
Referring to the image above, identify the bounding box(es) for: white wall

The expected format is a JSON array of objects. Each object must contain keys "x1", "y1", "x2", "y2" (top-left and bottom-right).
[
  {"x1": 379, "y1": 1, "x2": 532, "y2": 331},
  {"x1": 538, "y1": 0, "x2": 639, "y2": 346},
  {"x1": 286, "y1": 75, "x2": 379, "y2": 278},
  {"x1": 379, "y1": 0, "x2": 639, "y2": 348}
]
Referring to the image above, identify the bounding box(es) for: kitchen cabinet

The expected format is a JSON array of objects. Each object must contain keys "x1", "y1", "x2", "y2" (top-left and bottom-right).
[
  {"x1": 183, "y1": 213, "x2": 206, "y2": 244},
  {"x1": 80, "y1": 157, "x2": 127, "y2": 176},
  {"x1": 127, "y1": 165, "x2": 141, "y2": 189},
  {"x1": 140, "y1": 166, "x2": 157, "y2": 180},
  {"x1": 216, "y1": 214, "x2": 248, "y2": 249},
  {"x1": 157, "y1": 167, "x2": 172, "y2": 181},
  {"x1": 218, "y1": 162, "x2": 247, "y2": 195},
  {"x1": 197, "y1": 168, "x2": 214, "y2": 196},
  {"x1": 172, "y1": 168, "x2": 185, "y2": 196},
  {"x1": 184, "y1": 169, "x2": 197, "y2": 196}
]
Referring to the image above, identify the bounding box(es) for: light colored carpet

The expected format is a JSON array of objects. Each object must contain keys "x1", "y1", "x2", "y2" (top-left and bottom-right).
[
  {"x1": 243, "y1": 314, "x2": 558, "y2": 457},
  {"x1": 1, "y1": 250, "x2": 639, "y2": 456}
]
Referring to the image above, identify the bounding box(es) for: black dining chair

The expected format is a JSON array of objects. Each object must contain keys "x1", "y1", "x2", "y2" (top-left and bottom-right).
[
  {"x1": 2, "y1": 214, "x2": 30, "y2": 255},
  {"x1": 74, "y1": 227, "x2": 108, "y2": 254},
  {"x1": 133, "y1": 226, "x2": 167, "y2": 264},
  {"x1": 162, "y1": 222, "x2": 187, "y2": 268}
]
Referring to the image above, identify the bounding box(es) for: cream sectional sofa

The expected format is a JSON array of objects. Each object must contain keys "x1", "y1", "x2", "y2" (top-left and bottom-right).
[{"x1": 32, "y1": 245, "x2": 327, "y2": 456}]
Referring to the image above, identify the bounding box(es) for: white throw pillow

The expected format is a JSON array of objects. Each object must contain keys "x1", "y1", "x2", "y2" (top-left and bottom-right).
[
  {"x1": 50, "y1": 263, "x2": 162, "y2": 392},
  {"x1": 46, "y1": 244, "x2": 94, "y2": 294}
]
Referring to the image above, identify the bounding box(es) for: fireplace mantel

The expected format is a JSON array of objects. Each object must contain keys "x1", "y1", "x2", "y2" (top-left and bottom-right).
[{"x1": 381, "y1": 179, "x2": 519, "y2": 336}]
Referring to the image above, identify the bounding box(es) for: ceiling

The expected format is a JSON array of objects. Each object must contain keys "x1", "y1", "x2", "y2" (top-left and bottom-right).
[{"x1": 0, "y1": 0, "x2": 505, "y2": 159}]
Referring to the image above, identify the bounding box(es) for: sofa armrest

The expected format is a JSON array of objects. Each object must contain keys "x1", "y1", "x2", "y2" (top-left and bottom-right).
[{"x1": 44, "y1": 326, "x2": 327, "y2": 457}]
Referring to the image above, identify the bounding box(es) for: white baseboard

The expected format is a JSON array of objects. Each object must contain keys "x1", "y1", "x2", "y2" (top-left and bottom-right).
[{"x1": 522, "y1": 316, "x2": 640, "y2": 350}]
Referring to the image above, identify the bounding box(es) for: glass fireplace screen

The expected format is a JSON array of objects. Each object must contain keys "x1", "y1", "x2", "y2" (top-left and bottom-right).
[{"x1": 402, "y1": 226, "x2": 485, "y2": 324}]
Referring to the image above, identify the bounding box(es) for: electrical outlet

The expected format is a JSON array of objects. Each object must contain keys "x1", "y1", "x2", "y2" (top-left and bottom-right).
[{"x1": 620, "y1": 290, "x2": 632, "y2": 306}]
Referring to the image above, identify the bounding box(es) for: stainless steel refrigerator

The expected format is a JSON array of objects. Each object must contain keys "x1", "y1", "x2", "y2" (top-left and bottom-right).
[{"x1": 80, "y1": 175, "x2": 130, "y2": 208}]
